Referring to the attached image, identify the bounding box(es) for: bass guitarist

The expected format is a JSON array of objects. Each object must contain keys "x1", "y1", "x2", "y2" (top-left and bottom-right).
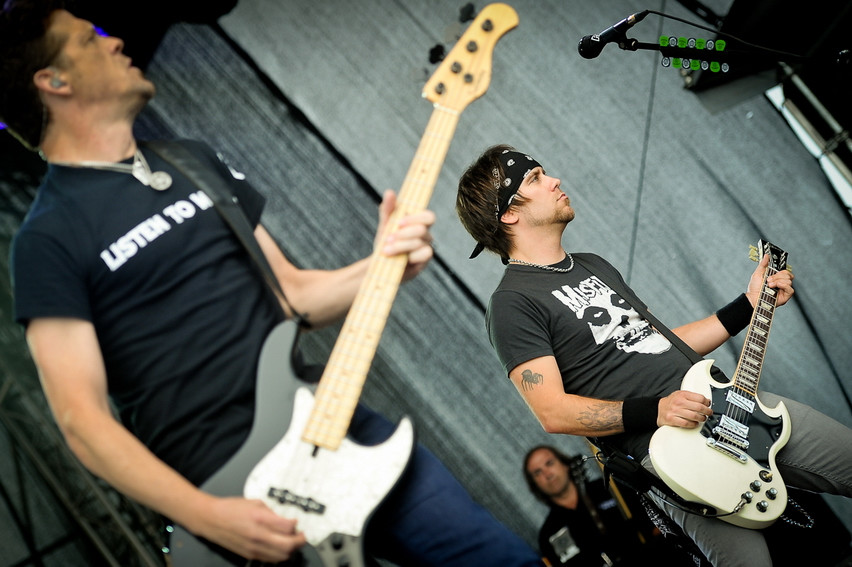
[
  {"x1": 455, "y1": 144, "x2": 852, "y2": 567},
  {"x1": 1, "y1": 3, "x2": 544, "y2": 565}
]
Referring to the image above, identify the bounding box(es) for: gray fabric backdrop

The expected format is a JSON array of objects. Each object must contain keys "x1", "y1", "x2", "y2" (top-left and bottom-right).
[
  {"x1": 135, "y1": 0, "x2": 852, "y2": 546},
  {"x1": 1, "y1": 0, "x2": 849, "y2": 557}
]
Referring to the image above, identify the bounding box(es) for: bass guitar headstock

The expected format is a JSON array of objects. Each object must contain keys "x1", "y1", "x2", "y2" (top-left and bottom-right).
[{"x1": 422, "y1": 3, "x2": 518, "y2": 113}]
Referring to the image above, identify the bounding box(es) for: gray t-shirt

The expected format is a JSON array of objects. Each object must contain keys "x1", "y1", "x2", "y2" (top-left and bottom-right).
[{"x1": 486, "y1": 253, "x2": 696, "y2": 457}]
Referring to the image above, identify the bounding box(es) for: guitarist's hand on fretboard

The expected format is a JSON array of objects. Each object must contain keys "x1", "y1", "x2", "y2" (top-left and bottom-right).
[
  {"x1": 374, "y1": 189, "x2": 436, "y2": 282},
  {"x1": 746, "y1": 253, "x2": 794, "y2": 308}
]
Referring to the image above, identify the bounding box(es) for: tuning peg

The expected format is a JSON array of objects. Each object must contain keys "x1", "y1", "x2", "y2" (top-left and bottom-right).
[
  {"x1": 431, "y1": 4, "x2": 477, "y2": 64},
  {"x1": 428, "y1": 44, "x2": 446, "y2": 64},
  {"x1": 749, "y1": 245, "x2": 759, "y2": 262},
  {"x1": 459, "y1": 3, "x2": 476, "y2": 23}
]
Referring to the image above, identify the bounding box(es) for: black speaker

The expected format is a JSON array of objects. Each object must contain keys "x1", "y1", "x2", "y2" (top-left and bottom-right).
[{"x1": 683, "y1": 0, "x2": 852, "y2": 99}]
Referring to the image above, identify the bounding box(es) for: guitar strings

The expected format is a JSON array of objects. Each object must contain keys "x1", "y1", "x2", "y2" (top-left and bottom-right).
[{"x1": 721, "y1": 266, "x2": 778, "y2": 442}]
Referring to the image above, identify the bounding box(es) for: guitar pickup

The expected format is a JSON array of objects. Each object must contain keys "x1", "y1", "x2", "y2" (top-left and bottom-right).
[
  {"x1": 715, "y1": 415, "x2": 750, "y2": 445},
  {"x1": 267, "y1": 487, "x2": 327, "y2": 514},
  {"x1": 726, "y1": 390, "x2": 755, "y2": 413}
]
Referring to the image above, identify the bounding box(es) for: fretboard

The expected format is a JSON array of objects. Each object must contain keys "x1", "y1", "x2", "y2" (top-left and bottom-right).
[
  {"x1": 302, "y1": 106, "x2": 460, "y2": 450},
  {"x1": 731, "y1": 267, "x2": 779, "y2": 398}
]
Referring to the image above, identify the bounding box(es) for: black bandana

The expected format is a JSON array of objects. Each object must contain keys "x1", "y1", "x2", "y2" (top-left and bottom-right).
[
  {"x1": 469, "y1": 149, "x2": 541, "y2": 259},
  {"x1": 495, "y1": 150, "x2": 542, "y2": 219}
]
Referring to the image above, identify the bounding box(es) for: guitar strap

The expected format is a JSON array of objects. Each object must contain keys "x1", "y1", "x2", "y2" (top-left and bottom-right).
[
  {"x1": 144, "y1": 140, "x2": 310, "y2": 328},
  {"x1": 573, "y1": 255, "x2": 704, "y2": 365}
]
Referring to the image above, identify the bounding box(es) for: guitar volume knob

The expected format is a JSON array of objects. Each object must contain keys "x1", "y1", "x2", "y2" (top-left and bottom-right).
[
  {"x1": 750, "y1": 480, "x2": 762, "y2": 491},
  {"x1": 766, "y1": 488, "x2": 778, "y2": 500},
  {"x1": 756, "y1": 501, "x2": 769, "y2": 513}
]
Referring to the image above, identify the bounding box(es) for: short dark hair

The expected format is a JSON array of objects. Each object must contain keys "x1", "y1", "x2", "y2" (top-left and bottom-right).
[
  {"x1": 455, "y1": 143, "x2": 529, "y2": 262},
  {"x1": 0, "y1": 0, "x2": 67, "y2": 150},
  {"x1": 522, "y1": 444, "x2": 575, "y2": 504}
]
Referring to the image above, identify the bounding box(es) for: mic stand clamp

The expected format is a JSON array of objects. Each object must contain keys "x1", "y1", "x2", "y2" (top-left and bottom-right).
[{"x1": 616, "y1": 37, "x2": 850, "y2": 75}]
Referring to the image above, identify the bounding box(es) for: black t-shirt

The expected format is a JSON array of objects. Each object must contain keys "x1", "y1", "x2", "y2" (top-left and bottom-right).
[
  {"x1": 11, "y1": 140, "x2": 281, "y2": 485},
  {"x1": 486, "y1": 254, "x2": 694, "y2": 457},
  {"x1": 538, "y1": 479, "x2": 636, "y2": 567}
]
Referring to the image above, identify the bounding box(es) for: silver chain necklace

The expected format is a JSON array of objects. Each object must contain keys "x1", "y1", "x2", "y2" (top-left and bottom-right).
[
  {"x1": 508, "y1": 251, "x2": 575, "y2": 272},
  {"x1": 52, "y1": 150, "x2": 173, "y2": 191}
]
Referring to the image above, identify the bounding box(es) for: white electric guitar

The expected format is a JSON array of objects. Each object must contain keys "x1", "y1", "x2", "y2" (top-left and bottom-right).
[
  {"x1": 649, "y1": 240, "x2": 792, "y2": 529},
  {"x1": 168, "y1": 5, "x2": 519, "y2": 566}
]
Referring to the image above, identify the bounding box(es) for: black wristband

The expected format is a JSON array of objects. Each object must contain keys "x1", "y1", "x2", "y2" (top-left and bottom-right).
[
  {"x1": 716, "y1": 293, "x2": 753, "y2": 336},
  {"x1": 622, "y1": 397, "x2": 661, "y2": 432}
]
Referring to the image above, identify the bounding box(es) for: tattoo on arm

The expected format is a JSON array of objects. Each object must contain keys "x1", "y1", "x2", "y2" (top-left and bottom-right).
[
  {"x1": 520, "y1": 368, "x2": 543, "y2": 391},
  {"x1": 576, "y1": 401, "x2": 622, "y2": 432}
]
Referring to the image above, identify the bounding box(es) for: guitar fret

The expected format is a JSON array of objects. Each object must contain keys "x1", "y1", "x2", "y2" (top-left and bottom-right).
[
  {"x1": 404, "y1": 176, "x2": 438, "y2": 187},
  {"x1": 420, "y1": 131, "x2": 451, "y2": 142},
  {"x1": 432, "y1": 103, "x2": 460, "y2": 116},
  {"x1": 741, "y1": 365, "x2": 758, "y2": 376}
]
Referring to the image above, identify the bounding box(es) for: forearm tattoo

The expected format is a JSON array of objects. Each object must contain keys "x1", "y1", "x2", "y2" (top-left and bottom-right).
[
  {"x1": 520, "y1": 368, "x2": 543, "y2": 391},
  {"x1": 577, "y1": 401, "x2": 622, "y2": 432}
]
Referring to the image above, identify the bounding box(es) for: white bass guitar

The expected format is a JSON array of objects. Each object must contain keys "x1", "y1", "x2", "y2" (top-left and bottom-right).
[{"x1": 168, "y1": 4, "x2": 519, "y2": 565}]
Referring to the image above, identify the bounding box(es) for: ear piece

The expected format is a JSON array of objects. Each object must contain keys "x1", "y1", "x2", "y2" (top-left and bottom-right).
[{"x1": 46, "y1": 67, "x2": 66, "y2": 88}]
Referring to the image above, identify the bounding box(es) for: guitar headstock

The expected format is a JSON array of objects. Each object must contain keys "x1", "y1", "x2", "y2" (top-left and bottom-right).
[
  {"x1": 422, "y1": 3, "x2": 518, "y2": 113},
  {"x1": 750, "y1": 239, "x2": 790, "y2": 273}
]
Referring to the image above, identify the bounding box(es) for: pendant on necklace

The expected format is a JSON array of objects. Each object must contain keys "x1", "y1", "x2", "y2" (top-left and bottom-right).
[
  {"x1": 132, "y1": 153, "x2": 173, "y2": 191},
  {"x1": 148, "y1": 171, "x2": 173, "y2": 191}
]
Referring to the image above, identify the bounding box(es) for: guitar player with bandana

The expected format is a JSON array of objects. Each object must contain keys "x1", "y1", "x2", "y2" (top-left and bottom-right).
[
  {"x1": 2, "y1": 3, "x2": 544, "y2": 566},
  {"x1": 455, "y1": 144, "x2": 852, "y2": 567}
]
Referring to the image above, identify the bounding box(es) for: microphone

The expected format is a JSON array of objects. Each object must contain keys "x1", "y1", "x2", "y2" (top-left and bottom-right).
[{"x1": 578, "y1": 10, "x2": 649, "y2": 59}]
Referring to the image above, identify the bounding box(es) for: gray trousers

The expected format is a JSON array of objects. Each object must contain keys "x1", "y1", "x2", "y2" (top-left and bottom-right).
[{"x1": 643, "y1": 392, "x2": 852, "y2": 567}]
